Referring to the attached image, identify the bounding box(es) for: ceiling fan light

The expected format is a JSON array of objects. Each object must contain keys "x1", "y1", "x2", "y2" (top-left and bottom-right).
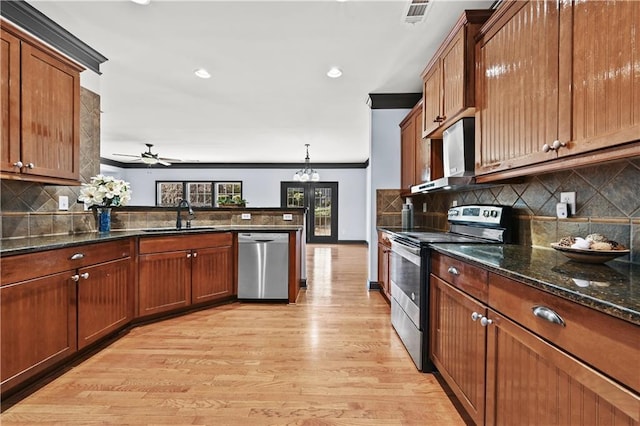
[
  {"x1": 194, "y1": 68, "x2": 211, "y2": 79},
  {"x1": 327, "y1": 67, "x2": 342, "y2": 78},
  {"x1": 141, "y1": 156, "x2": 158, "y2": 165}
]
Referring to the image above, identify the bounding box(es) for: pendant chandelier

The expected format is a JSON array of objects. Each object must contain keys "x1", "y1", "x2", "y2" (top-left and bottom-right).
[{"x1": 293, "y1": 144, "x2": 320, "y2": 182}]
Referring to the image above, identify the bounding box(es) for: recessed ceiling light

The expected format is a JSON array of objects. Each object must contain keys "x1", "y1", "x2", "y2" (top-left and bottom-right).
[
  {"x1": 327, "y1": 67, "x2": 342, "y2": 78},
  {"x1": 194, "y1": 68, "x2": 211, "y2": 79},
  {"x1": 131, "y1": 0, "x2": 151, "y2": 5}
]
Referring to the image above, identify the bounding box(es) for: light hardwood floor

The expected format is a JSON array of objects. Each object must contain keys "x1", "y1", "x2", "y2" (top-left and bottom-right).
[{"x1": 1, "y1": 243, "x2": 466, "y2": 425}]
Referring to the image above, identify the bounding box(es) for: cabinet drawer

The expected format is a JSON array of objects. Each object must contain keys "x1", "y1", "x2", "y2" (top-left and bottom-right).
[
  {"x1": 139, "y1": 232, "x2": 233, "y2": 254},
  {"x1": 1, "y1": 239, "x2": 131, "y2": 285},
  {"x1": 488, "y1": 273, "x2": 639, "y2": 392},
  {"x1": 431, "y1": 252, "x2": 488, "y2": 302}
]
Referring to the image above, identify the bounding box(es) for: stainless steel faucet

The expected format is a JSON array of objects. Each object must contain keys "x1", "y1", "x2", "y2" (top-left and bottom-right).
[{"x1": 176, "y1": 199, "x2": 194, "y2": 229}]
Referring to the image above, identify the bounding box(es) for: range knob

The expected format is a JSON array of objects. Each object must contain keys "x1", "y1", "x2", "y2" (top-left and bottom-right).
[
  {"x1": 491, "y1": 210, "x2": 499, "y2": 218},
  {"x1": 483, "y1": 210, "x2": 490, "y2": 217}
]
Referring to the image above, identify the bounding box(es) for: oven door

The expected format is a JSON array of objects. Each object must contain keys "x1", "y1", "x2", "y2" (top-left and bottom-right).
[{"x1": 389, "y1": 239, "x2": 423, "y2": 370}]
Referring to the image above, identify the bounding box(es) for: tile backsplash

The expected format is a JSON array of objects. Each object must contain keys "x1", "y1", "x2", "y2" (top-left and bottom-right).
[{"x1": 378, "y1": 157, "x2": 640, "y2": 264}]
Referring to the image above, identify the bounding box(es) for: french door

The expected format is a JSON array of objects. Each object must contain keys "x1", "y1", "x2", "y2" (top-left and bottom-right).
[{"x1": 281, "y1": 182, "x2": 338, "y2": 243}]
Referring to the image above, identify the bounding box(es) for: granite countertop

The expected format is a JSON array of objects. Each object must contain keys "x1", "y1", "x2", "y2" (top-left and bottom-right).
[
  {"x1": 0, "y1": 225, "x2": 304, "y2": 256},
  {"x1": 430, "y1": 244, "x2": 639, "y2": 326}
]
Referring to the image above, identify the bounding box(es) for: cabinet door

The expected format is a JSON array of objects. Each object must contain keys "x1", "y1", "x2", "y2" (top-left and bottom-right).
[
  {"x1": 567, "y1": 0, "x2": 640, "y2": 156},
  {"x1": 441, "y1": 28, "x2": 465, "y2": 123},
  {"x1": 1, "y1": 28, "x2": 21, "y2": 173},
  {"x1": 413, "y1": 108, "x2": 430, "y2": 183},
  {"x1": 77, "y1": 257, "x2": 133, "y2": 350},
  {"x1": 1, "y1": 272, "x2": 77, "y2": 394},
  {"x1": 486, "y1": 309, "x2": 639, "y2": 425},
  {"x1": 400, "y1": 115, "x2": 416, "y2": 190},
  {"x1": 20, "y1": 42, "x2": 80, "y2": 181},
  {"x1": 377, "y1": 242, "x2": 391, "y2": 302},
  {"x1": 429, "y1": 275, "x2": 486, "y2": 425},
  {"x1": 476, "y1": 1, "x2": 562, "y2": 174},
  {"x1": 191, "y1": 245, "x2": 234, "y2": 304},
  {"x1": 422, "y1": 62, "x2": 442, "y2": 137},
  {"x1": 138, "y1": 251, "x2": 191, "y2": 317}
]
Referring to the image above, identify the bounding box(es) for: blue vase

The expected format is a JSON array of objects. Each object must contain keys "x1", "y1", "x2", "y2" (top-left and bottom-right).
[{"x1": 97, "y1": 207, "x2": 111, "y2": 233}]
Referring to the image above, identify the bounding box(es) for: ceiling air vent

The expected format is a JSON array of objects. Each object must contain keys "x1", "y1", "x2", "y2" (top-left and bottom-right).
[{"x1": 403, "y1": 0, "x2": 431, "y2": 24}]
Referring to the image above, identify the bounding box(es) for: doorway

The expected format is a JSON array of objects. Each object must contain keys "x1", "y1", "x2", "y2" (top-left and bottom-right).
[{"x1": 281, "y1": 182, "x2": 338, "y2": 243}]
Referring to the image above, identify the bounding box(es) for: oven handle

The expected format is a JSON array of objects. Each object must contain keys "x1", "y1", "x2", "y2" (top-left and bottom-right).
[{"x1": 390, "y1": 241, "x2": 421, "y2": 265}]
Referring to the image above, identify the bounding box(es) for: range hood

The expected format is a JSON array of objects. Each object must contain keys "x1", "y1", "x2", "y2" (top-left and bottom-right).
[{"x1": 411, "y1": 118, "x2": 476, "y2": 194}]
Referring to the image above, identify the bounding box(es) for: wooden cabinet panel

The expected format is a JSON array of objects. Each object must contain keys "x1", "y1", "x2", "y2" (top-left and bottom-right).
[
  {"x1": 0, "y1": 21, "x2": 82, "y2": 184},
  {"x1": 422, "y1": 64, "x2": 442, "y2": 137},
  {"x1": 431, "y1": 251, "x2": 488, "y2": 302},
  {"x1": 191, "y1": 245, "x2": 233, "y2": 304},
  {"x1": 430, "y1": 275, "x2": 487, "y2": 425},
  {"x1": 1, "y1": 272, "x2": 77, "y2": 394},
  {"x1": 1, "y1": 28, "x2": 20, "y2": 173},
  {"x1": 377, "y1": 232, "x2": 391, "y2": 303},
  {"x1": 77, "y1": 257, "x2": 133, "y2": 350},
  {"x1": 486, "y1": 309, "x2": 639, "y2": 425},
  {"x1": 476, "y1": 1, "x2": 561, "y2": 174},
  {"x1": 400, "y1": 112, "x2": 417, "y2": 190},
  {"x1": 489, "y1": 273, "x2": 639, "y2": 392},
  {"x1": 421, "y1": 10, "x2": 493, "y2": 139},
  {"x1": 138, "y1": 251, "x2": 191, "y2": 317},
  {"x1": 567, "y1": 0, "x2": 640, "y2": 156}
]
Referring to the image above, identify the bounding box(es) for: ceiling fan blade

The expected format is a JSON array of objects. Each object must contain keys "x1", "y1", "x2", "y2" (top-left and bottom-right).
[
  {"x1": 113, "y1": 153, "x2": 141, "y2": 158},
  {"x1": 158, "y1": 160, "x2": 172, "y2": 166},
  {"x1": 158, "y1": 157, "x2": 182, "y2": 162}
]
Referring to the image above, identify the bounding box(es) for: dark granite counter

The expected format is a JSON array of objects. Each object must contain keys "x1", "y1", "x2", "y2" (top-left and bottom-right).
[
  {"x1": 1, "y1": 225, "x2": 303, "y2": 256},
  {"x1": 430, "y1": 244, "x2": 639, "y2": 326}
]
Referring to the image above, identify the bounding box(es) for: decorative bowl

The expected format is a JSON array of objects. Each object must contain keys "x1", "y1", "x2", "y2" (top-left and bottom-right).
[{"x1": 550, "y1": 243, "x2": 630, "y2": 264}]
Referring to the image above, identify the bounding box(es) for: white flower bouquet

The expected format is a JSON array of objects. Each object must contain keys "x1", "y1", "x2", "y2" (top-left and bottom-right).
[{"x1": 79, "y1": 174, "x2": 132, "y2": 208}]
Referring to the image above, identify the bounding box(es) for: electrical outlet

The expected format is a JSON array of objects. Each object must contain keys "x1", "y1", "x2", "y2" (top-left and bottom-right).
[
  {"x1": 283, "y1": 213, "x2": 293, "y2": 221},
  {"x1": 241, "y1": 213, "x2": 251, "y2": 220},
  {"x1": 452, "y1": 200, "x2": 458, "y2": 207},
  {"x1": 560, "y1": 192, "x2": 576, "y2": 215},
  {"x1": 58, "y1": 196, "x2": 69, "y2": 211}
]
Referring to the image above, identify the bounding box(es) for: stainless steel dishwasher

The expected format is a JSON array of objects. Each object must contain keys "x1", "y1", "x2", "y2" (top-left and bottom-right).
[{"x1": 237, "y1": 232, "x2": 289, "y2": 300}]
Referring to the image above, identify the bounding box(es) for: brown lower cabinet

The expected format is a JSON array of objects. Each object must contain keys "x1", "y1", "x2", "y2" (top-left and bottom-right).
[
  {"x1": 430, "y1": 252, "x2": 639, "y2": 425},
  {"x1": 137, "y1": 232, "x2": 234, "y2": 318},
  {"x1": 377, "y1": 231, "x2": 391, "y2": 303},
  {"x1": 0, "y1": 239, "x2": 133, "y2": 395}
]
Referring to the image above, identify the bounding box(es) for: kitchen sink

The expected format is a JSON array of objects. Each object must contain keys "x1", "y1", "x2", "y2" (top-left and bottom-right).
[{"x1": 142, "y1": 226, "x2": 217, "y2": 233}]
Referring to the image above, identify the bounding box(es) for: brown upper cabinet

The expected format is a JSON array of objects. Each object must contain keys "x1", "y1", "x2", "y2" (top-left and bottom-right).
[
  {"x1": 421, "y1": 10, "x2": 494, "y2": 139},
  {"x1": 400, "y1": 100, "x2": 443, "y2": 190},
  {"x1": 1, "y1": 21, "x2": 83, "y2": 185},
  {"x1": 475, "y1": 1, "x2": 640, "y2": 180}
]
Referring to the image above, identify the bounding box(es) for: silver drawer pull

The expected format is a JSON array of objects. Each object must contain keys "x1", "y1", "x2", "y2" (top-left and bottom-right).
[
  {"x1": 471, "y1": 312, "x2": 482, "y2": 321},
  {"x1": 70, "y1": 253, "x2": 85, "y2": 260},
  {"x1": 532, "y1": 306, "x2": 565, "y2": 327},
  {"x1": 80, "y1": 272, "x2": 89, "y2": 280},
  {"x1": 480, "y1": 317, "x2": 493, "y2": 327},
  {"x1": 71, "y1": 274, "x2": 80, "y2": 282},
  {"x1": 447, "y1": 266, "x2": 460, "y2": 276}
]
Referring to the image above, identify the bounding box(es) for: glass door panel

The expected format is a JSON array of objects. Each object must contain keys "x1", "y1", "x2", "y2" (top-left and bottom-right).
[{"x1": 281, "y1": 182, "x2": 338, "y2": 243}]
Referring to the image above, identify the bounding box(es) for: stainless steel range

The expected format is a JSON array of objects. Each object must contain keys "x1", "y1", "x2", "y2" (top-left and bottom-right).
[{"x1": 389, "y1": 205, "x2": 513, "y2": 371}]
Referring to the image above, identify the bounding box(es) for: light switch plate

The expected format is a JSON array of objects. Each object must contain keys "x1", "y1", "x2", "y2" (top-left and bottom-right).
[
  {"x1": 58, "y1": 196, "x2": 69, "y2": 211},
  {"x1": 241, "y1": 213, "x2": 251, "y2": 220},
  {"x1": 283, "y1": 213, "x2": 293, "y2": 221}
]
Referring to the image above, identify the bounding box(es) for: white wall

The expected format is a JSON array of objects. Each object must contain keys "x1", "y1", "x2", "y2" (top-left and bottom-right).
[
  {"x1": 366, "y1": 108, "x2": 409, "y2": 284},
  {"x1": 101, "y1": 164, "x2": 367, "y2": 241}
]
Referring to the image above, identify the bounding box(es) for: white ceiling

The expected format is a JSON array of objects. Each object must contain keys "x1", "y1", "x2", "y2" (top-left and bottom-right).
[{"x1": 28, "y1": 0, "x2": 493, "y2": 165}]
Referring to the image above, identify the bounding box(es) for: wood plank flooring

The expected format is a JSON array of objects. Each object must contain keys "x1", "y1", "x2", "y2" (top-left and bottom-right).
[{"x1": 1, "y1": 243, "x2": 466, "y2": 425}]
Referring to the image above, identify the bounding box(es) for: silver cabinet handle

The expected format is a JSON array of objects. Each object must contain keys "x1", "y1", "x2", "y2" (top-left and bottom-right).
[
  {"x1": 187, "y1": 253, "x2": 192, "y2": 258},
  {"x1": 80, "y1": 272, "x2": 89, "y2": 280},
  {"x1": 471, "y1": 312, "x2": 482, "y2": 321},
  {"x1": 480, "y1": 317, "x2": 493, "y2": 327},
  {"x1": 70, "y1": 253, "x2": 85, "y2": 260},
  {"x1": 13, "y1": 161, "x2": 23, "y2": 168},
  {"x1": 542, "y1": 140, "x2": 566, "y2": 153},
  {"x1": 447, "y1": 266, "x2": 460, "y2": 276},
  {"x1": 532, "y1": 306, "x2": 565, "y2": 327},
  {"x1": 71, "y1": 274, "x2": 80, "y2": 282},
  {"x1": 26, "y1": 162, "x2": 35, "y2": 169},
  {"x1": 193, "y1": 252, "x2": 197, "y2": 258}
]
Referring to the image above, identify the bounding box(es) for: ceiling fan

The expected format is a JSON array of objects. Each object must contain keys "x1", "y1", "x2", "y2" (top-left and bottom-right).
[{"x1": 113, "y1": 143, "x2": 181, "y2": 166}]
